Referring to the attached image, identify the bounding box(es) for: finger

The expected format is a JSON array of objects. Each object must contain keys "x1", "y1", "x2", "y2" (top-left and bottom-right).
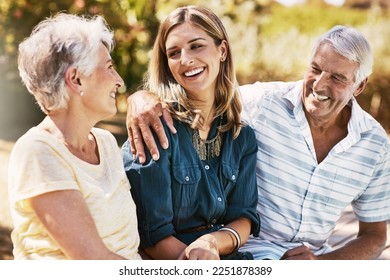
[
  {"x1": 127, "y1": 127, "x2": 136, "y2": 159},
  {"x1": 280, "y1": 245, "x2": 306, "y2": 260},
  {"x1": 187, "y1": 248, "x2": 219, "y2": 260},
  {"x1": 161, "y1": 104, "x2": 176, "y2": 135},
  {"x1": 147, "y1": 102, "x2": 169, "y2": 150},
  {"x1": 138, "y1": 118, "x2": 160, "y2": 161},
  {"x1": 152, "y1": 116, "x2": 169, "y2": 150},
  {"x1": 177, "y1": 250, "x2": 187, "y2": 260},
  {"x1": 126, "y1": 95, "x2": 139, "y2": 159},
  {"x1": 132, "y1": 125, "x2": 147, "y2": 164},
  {"x1": 187, "y1": 250, "x2": 199, "y2": 260}
]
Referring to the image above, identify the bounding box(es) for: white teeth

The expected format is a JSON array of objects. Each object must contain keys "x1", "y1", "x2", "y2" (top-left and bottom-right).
[
  {"x1": 109, "y1": 92, "x2": 116, "y2": 99},
  {"x1": 184, "y1": 67, "x2": 204, "y2": 77},
  {"x1": 312, "y1": 92, "x2": 329, "y2": 101}
]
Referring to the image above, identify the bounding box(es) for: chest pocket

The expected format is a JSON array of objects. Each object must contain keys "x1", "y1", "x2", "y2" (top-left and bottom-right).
[
  {"x1": 172, "y1": 166, "x2": 201, "y2": 208},
  {"x1": 324, "y1": 168, "x2": 369, "y2": 214},
  {"x1": 221, "y1": 163, "x2": 239, "y2": 194}
]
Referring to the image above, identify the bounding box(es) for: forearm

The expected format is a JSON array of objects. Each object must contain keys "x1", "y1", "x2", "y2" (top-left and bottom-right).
[
  {"x1": 178, "y1": 218, "x2": 252, "y2": 260},
  {"x1": 319, "y1": 220, "x2": 387, "y2": 260},
  {"x1": 86, "y1": 250, "x2": 126, "y2": 260},
  {"x1": 62, "y1": 238, "x2": 128, "y2": 260},
  {"x1": 319, "y1": 232, "x2": 386, "y2": 260},
  {"x1": 144, "y1": 235, "x2": 187, "y2": 260},
  {"x1": 210, "y1": 217, "x2": 252, "y2": 255},
  {"x1": 54, "y1": 236, "x2": 127, "y2": 260},
  {"x1": 30, "y1": 190, "x2": 129, "y2": 260}
]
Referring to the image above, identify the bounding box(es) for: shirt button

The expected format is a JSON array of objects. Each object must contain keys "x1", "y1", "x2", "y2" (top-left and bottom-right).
[
  {"x1": 217, "y1": 197, "x2": 222, "y2": 202},
  {"x1": 231, "y1": 175, "x2": 236, "y2": 180},
  {"x1": 211, "y1": 219, "x2": 217, "y2": 224},
  {"x1": 185, "y1": 176, "x2": 190, "y2": 182},
  {"x1": 205, "y1": 165, "x2": 210, "y2": 170}
]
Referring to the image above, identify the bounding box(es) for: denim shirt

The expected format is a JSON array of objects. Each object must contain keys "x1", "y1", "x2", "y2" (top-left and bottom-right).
[{"x1": 122, "y1": 118, "x2": 260, "y2": 248}]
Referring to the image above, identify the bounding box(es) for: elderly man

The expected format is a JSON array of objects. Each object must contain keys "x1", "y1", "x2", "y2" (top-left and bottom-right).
[{"x1": 125, "y1": 25, "x2": 390, "y2": 259}]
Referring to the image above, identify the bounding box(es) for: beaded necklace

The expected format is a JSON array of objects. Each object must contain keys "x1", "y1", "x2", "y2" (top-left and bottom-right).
[{"x1": 192, "y1": 117, "x2": 223, "y2": 161}]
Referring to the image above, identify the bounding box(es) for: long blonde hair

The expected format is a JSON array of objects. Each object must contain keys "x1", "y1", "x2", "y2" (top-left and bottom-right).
[{"x1": 145, "y1": 5, "x2": 242, "y2": 138}]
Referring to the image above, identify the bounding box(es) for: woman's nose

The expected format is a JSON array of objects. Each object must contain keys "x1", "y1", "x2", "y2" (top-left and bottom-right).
[
  {"x1": 180, "y1": 49, "x2": 194, "y2": 65},
  {"x1": 114, "y1": 70, "x2": 124, "y2": 88}
]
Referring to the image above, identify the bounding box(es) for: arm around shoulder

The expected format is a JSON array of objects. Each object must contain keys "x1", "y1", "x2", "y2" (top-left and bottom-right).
[{"x1": 126, "y1": 90, "x2": 176, "y2": 163}]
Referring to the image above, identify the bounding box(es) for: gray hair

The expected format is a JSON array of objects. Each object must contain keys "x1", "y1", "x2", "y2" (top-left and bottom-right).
[
  {"x1": 18, "y1": 13, "x2": 114, "y2": 114},
  {"x1": 311, "y1": 25, "x2": 373, "y2": 84}
]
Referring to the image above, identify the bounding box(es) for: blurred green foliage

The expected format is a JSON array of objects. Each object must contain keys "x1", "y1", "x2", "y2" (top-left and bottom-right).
[
  {"x1": 0, "y1": 0, "x2": 159, "y2": 98},
  {"x1": 1, "y1": 0, "x2": 389, "y2": 139}
]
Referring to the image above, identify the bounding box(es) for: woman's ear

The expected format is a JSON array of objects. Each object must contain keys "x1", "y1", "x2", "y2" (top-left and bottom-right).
[
  {"x1": 220, "y1": 40, "x2": 228, "y2": 62},
  {"x1": 65, "y1": 67, "x2": 82, "y2": 93}
]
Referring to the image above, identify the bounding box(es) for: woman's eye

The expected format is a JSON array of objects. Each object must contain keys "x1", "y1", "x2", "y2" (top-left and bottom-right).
[
  {"x1": 168, "y1": 50, "x2": 180, "y2": 58},
  {"x1": 191, "y1": 44, "x2": 202, "y2": 50}
]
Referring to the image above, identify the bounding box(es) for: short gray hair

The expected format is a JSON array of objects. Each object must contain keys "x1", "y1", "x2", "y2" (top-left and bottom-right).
[
  {"x1": 18, "y1": 13, "x2": 114, "y2": 114},
  {"x1": 311, "y1": 25, "x2": 373, "y2": 84}
]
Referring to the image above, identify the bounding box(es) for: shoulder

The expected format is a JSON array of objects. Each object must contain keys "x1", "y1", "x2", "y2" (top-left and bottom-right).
[
  {"x1": 351, "y1": 101, "x2": 389, "y2": 148},
  {"x1": 91, "y1": 127, "x2": 117, "y2": 142},
  {"x1": 239, "y1": 81, "x2": 300, "y2": 125},
  {"x1": 91, "y1": 127, "x2": 119, "y2": 150},
  {"x1": 239, "y1": 80, "x2": 299, "y2": 101},
  {"x1": 11, "y1": 127, "x2": 58, "y2": 159},
  {"x1": 164, "y1": 119, "x2": 190, "y2": 145},
  {"x1": 239, "y1": 123, "x2": 256, "y2": 138},
  {"x1": 231, "y1": 124, "x2": 257, "y2": 150},
  {"x1": 241, "y1": 124, "x2": 256, "y2": 144}
]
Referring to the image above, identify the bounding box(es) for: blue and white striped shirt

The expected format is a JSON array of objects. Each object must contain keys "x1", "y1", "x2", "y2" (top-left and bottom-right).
[{"x1": 239, "y1": 80, "x2": 390, "y2": 260}]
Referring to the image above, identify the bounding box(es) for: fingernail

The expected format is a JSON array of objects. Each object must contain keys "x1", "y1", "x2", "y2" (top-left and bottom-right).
[
  {"x1": 152, "y1": 154, "x2": 159, "y2": 161},
  {"x1": 162, "y1": 143, "x2": 168, "y2": 149},
  {"x1": 138, "y1": 156, "x2": 144, "y2": 163}
]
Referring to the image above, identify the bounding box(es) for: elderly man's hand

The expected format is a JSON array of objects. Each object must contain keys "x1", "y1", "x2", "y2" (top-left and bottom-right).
[
  {"x1": 280, "y1": 245, "x2": 318, "y2": 260},
  {"x1": 126, "y1": 90, "x2": 176, "y2": 163}
]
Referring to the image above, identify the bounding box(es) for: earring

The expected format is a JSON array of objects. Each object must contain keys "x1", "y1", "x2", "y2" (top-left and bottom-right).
[{"x1": 80, "y1": 91, "x2": 84, "y2": 96}]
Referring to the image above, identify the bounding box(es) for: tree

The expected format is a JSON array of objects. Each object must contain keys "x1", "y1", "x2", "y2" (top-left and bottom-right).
[
  {"x1": 1, "y1": 0, "x2": 389, "y2": 139},
  {"x1": 0, "y1": 0, "x2": 159, "y2": 140}
]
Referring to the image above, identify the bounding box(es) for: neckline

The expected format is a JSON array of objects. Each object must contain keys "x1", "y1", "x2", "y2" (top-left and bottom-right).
[
  {"x1": 32, "y1": 126, "x2": 102, "y2": 166},
  {"x1": 192, "y1": 116, "x2": 224, "y2": 161}
]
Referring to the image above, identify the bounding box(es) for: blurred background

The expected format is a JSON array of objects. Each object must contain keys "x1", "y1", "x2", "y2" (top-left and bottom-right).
[{"x1": 1, "y1": 0, "x2": 389, "y2": 259}]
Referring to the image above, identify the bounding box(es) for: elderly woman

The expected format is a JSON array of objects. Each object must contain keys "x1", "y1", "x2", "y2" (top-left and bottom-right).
[{"x1": 8, "y1": 13, "x2": 141, "y2": 260}]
